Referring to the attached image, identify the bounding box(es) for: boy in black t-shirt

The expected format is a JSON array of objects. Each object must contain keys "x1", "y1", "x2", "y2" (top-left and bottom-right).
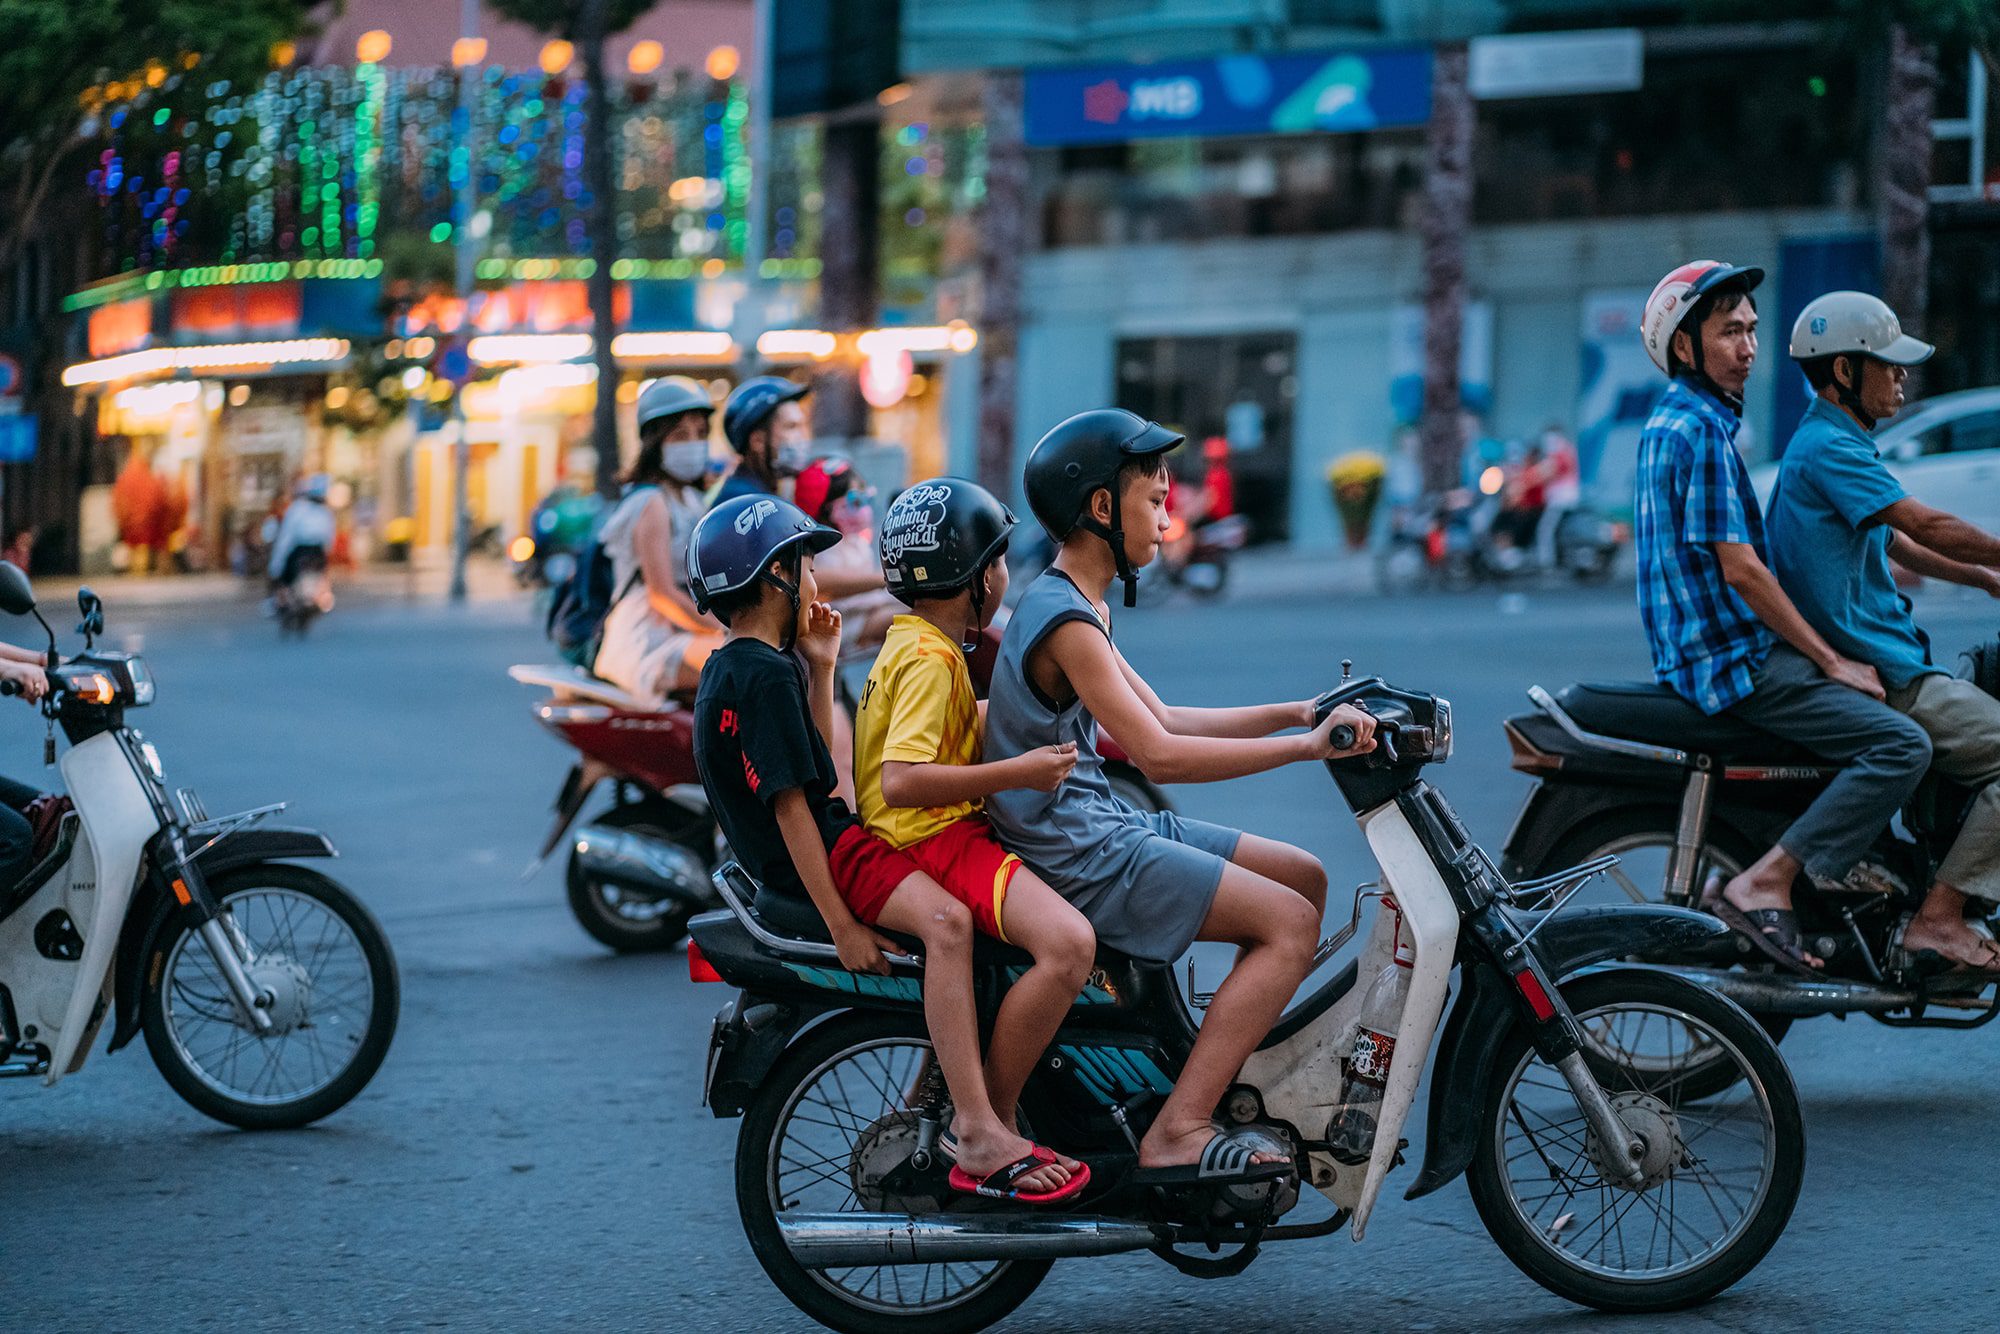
[{"x1": 688, "y1": 495, "x2": 1087, "y2": 1205}]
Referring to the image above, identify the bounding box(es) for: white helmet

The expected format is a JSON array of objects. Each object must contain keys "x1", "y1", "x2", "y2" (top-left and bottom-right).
[
  {"x1": 635, "y1": 375, "x2": 715, "y2": 432},
  {"x1": 1640, "y1": 260, "x2": 1764, "y2": 375},
  {"x1": 1788, "y1": 291, "x2": 1933, "y2": 366}
]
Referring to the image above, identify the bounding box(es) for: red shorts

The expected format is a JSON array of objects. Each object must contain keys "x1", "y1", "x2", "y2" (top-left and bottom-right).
[
  {"x1": 901, "y1": 817, "x2": 1022, "y2": 942},
  {"x1": 828, "y1": 825, "x2": 921, "y2": 926}
]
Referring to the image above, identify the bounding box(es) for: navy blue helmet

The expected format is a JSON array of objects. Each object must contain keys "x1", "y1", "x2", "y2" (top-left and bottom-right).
[
  {"x1": 686, "y1": 494, "x2": 840, "y2": 618},
  {"x1": 723, "y1": 375, "x2": 811, "y2": 454}
]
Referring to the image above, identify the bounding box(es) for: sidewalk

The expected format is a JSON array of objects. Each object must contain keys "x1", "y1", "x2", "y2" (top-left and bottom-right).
[{"x1": 31, "y1": 556, "x2": 526, "y2": 610}]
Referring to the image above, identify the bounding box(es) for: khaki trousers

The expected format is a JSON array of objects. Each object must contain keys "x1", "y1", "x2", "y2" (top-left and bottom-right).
[{"x1": 1889, "y1": 674, "x2": 2000, "y2": 901}]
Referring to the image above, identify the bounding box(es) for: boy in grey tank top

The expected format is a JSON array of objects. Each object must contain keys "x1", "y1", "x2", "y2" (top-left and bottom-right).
[{"x1": 985, "y1": 409, "x2": 1378, "y2": 1184}]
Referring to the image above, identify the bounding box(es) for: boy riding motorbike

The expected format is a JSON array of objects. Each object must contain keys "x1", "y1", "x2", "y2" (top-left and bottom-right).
[
  {"x1": 1767, "y1": 291, "x2": 2000, "y2": 973},
  {"x1": 982, "y1": 408, "x2": 1376, "y2": 1182}
]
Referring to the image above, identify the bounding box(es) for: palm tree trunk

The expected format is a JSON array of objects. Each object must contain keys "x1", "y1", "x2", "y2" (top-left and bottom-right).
[
  {"x1": 975, "y1": 71, "x2": 1026, "y2": 495},
  {"x1": 580, "y1": 0, "x2": 622, "y2": 498},
  {"x1": 1419, "y1": 42, "x2": 1472, "y2": 497},
  {"x1": 1879, "y1": 24, "x2": 1937, "y2": 393}
]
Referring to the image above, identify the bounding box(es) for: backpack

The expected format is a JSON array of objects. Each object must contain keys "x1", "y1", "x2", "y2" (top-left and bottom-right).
[{"x1": 545, "y1": 487, "x2": 652, "y2": 667}]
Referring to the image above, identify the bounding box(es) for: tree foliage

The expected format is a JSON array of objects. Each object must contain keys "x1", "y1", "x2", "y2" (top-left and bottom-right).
[{"x1": 0, "y1": 0, "x2": 318, "y2": 263}]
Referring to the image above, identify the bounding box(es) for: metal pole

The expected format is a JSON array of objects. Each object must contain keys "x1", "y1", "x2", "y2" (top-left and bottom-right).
[{"x1": 449, "y1": 0, "x2": 480, "y2": 603}]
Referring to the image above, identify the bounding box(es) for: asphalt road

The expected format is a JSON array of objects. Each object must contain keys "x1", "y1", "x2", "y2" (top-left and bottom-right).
[{"x1": 5, "y1": 570, "x2": 2000, "y2": 1331}]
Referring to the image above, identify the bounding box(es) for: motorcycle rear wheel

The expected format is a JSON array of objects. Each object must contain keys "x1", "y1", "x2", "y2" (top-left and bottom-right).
[
  {"x1": 564, "y1": 802, "x2": 707, "y2": 952},
  {"x1": 142, "y1": 864, "x2": 399, "y2": 1130},
  {"x1": 737, "y1": 1013, "x2": 1052, "y2": 1334},
  {"x1": 1468, "y1": 969, "x2": 1803, "y2": 1313}
]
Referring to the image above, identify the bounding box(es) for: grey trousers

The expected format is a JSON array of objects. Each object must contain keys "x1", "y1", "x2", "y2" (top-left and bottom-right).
[
  {"x1": 1726, "y1": 645, "x2": 1933, "y2": 881},
  {"x1": 1888, "y1": 674, "x2": 2000, "y2": 901}
]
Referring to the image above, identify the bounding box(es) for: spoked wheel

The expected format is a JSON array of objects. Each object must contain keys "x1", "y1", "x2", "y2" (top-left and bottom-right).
[
  {"x1": 1468, "y1": 969, "x2": 1803, "y2": 1313},
  {"x1": 142, "y1": 864, "x2": 399, "y2": 1130},
  {"x1": 1533, "y1": 818, "x2": 1793, "y2": 1100},
  {"x1": 737, "y1": 1014, "x2": 1051, "y2": 1334},
  {"x1": 564, "y1": 803, "x2": 709, "y2": 952}
]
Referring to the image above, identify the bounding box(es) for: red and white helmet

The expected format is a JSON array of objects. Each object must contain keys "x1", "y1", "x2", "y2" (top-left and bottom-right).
[{"x1": 1640, "y1": 260, "x2": 1764, "y2": 375}]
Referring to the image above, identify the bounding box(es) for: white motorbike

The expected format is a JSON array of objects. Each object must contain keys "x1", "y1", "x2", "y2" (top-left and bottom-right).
[
  {"x1": 694, "y1": 669, "x2": 1806, "y2": 1329},
  {"x1": 0, "y1": 568, "x2": 397, "y2": 1128}
]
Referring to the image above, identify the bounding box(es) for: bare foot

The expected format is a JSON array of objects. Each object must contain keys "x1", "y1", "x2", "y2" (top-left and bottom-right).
[
  {"x1": 1137, "y1": 1120, "x2": 1284, "y2": 1172},
  {"x1": 950, "y1": 1117, "x2": 1069, "y2": 1194},
  {"x1": 1902, "y1": 913, "x2": 2000, "y2": 971},
  {"x1": 1713, "y1": 870, "x2": 1823, "y2": 969}
]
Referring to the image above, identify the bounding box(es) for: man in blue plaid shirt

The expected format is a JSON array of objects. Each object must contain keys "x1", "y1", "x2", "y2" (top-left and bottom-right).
[{"x1": 1632, "y1": 260, "x2": 1930, "y2": 972}]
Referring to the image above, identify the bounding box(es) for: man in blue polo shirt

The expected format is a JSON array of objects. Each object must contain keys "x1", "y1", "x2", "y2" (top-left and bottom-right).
[
  {"x1": 1769, "y1": 291, "x2": 2000, "y2": 973},
  {"x1": 1633, "y1": 261, "x2": 1931, "y2": 972}
]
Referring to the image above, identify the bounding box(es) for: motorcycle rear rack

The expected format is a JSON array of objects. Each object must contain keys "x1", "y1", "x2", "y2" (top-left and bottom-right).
[{"x1": 711, "y1": 861, "x2": 921, "y2": 969}]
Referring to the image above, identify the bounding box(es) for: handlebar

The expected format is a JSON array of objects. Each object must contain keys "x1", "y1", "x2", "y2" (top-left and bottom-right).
[
  {"x1": 1330, "y1": 723, "x2": 1357, "y2": 750},
  {"x1": 0, "y1": 678, "x2": 18, "y2": 697}
]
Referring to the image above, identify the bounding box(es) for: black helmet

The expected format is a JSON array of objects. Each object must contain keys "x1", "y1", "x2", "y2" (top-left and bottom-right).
[
  {"x1": 686, "y1": 495, "x2": 839, "y2": 644},
  {"x1": 880, "y1": 478, "x2": 1017, "y2": 613},
  {"x1": 1023, "y1": 408, "x2": 1182, "y2": 606},
  {"x1": 723, "y1": 375, "x2": 810, "y2": 454}
]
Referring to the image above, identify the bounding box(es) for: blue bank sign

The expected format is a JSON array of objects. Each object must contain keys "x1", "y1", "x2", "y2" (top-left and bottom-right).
[{"x1": 1025, "y1": 47, "x2": 1432, "y2": 147}]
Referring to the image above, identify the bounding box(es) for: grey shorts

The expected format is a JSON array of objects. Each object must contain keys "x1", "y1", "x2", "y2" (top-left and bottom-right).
[{"x1": 1062, "y1": 810, "x2": 1242, "y2": 966}]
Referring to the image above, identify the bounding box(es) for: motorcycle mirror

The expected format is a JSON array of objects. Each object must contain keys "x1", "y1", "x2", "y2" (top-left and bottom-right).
[
  {"x1": 0, "y1": 561, "x2": 35, "y2": 617},
  {"x1": 76, "y1": 587, "x2": 104, "y2": 645}
]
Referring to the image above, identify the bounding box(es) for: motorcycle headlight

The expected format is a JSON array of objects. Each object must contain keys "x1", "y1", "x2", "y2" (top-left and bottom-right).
[{"x1": 1433, "y1": 697, "x2": 1453, "y2": 762}]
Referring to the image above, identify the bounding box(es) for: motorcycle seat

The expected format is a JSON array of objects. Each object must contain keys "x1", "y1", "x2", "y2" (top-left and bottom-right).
[
  {"x1": 750, "y1": 883, "x2": 1146, "y2": 974},
  {"x1": 1553, "y1": 681, "x2": 1825, "y2": 764}
]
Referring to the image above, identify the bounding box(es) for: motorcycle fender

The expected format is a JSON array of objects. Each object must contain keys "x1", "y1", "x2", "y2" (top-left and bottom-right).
[
  {"x1": 107, "y1": 829, "x2": 338, "y2": 1053},
  {"x1": 705, "y1": 994, "x2": 813, "y2": 1118},
  {"x1": 1404, "y1": 905, "x2": 1728, "y2": 1200},
  {"x1": 1498, "y1": 781, "x2": 1673, "y2": 879}
]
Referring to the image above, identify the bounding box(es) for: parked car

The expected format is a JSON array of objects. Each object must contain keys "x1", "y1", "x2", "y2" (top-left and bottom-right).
[{"x1": 1752, "y1": 386, "x2": 2000, "y2": 536}]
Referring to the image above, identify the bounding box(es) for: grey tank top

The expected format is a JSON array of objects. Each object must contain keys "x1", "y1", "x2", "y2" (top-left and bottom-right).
[{"x1": 984, "y1": 572, "x2": 1146, "y2": 886}]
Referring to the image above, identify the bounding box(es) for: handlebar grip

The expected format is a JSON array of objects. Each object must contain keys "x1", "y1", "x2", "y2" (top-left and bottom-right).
[
  {"x1": 0, "y1": 678, "x2": 17, "y2": 697},
  {"x1": 1330, "y1": 724, "x2": 1357, "y2": 750}
]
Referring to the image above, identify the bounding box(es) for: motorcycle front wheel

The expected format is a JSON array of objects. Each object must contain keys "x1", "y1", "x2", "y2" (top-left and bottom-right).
[
  {"x1": 737, "y1": 1013, "x2": 1052, "y2": 1334},
  {"x1": 142, "y1": 864, "x2": 399, "y2": 1130},
  {"x1": 1467, "y1": 968, "x2": 1803, "y2": 1313}
]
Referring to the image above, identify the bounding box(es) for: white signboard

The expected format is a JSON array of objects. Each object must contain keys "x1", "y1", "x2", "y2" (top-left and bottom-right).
[
  {"x1": 220, "y1": 405, "x2": 307, "y2": 460},
  {"x1": 1470, "y1": 30, "x2": 1643, "y2": 101}
]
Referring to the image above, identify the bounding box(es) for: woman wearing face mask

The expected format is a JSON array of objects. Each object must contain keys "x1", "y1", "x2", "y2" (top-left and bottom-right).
[
  {"x1": 592, "y1": 377, "x2": 726, "y2": 706},
  {"x1": 796, "y1": 455, "x2": 900, "y2": 650}
]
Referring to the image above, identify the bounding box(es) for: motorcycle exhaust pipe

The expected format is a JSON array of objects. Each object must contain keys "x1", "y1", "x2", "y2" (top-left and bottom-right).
[
  {"x1": 572, "y1": 825, "x2": 709, "y2": 905},
  {"x1": 1662, "y1": 965, "x2": 1918, "y2": 1016},
  {"x1": 777, "y1": 1212, "x2": 1162, "y2": 1269}
]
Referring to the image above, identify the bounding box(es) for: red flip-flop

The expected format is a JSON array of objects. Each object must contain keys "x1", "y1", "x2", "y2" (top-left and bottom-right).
[{"x1": 947, "y1": 1150, "x2": 1091, "y2": 1205}]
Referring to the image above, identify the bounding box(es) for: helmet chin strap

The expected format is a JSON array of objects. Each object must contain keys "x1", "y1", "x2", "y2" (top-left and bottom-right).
[
  {"x1": 1833, "y1": 356, "x2": 1877, "y2": 430},
  {"x1": 760, "y1": 555, "x2": 804, "y2": 652},
  {"x1": 1679, "y1": 328, "x2": 1744, "y2": 417},
  {"x1": 1078, "y1": 487, "x2": 1139, "y2": 607}
]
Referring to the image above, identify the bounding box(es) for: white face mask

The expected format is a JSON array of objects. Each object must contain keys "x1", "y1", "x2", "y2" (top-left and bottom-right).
[
  {"x1": 663, "y1": 442, "x2": 709, "y2": 483},
  {"x1": 774, "y1": 441, "x2": 812, "y2": 477}
]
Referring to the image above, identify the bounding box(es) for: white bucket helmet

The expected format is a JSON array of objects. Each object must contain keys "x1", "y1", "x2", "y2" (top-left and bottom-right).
[
  {"x1": 635, "y1": 375, "x2": 715, "y2": 432},
  {"x1": 1640, "y1": 260, "x2": 1764, "y2": 376},
  {"x1": 1788, "y1": 291, "x2": 1934, "y2": 366}
]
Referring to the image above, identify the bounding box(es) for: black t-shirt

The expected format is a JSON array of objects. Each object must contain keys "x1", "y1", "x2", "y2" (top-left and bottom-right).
[{"x1": 692, "y1": 637, "x2": 858, "y2": 900}]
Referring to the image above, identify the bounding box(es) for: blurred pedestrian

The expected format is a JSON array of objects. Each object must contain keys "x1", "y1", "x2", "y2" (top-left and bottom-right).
[
  {"x1": 1535, "y1": 424, "x2": 1582, "y2": 569},
  {"x1": 796, "y1": 455, "x2": 899, "y2": 650}
]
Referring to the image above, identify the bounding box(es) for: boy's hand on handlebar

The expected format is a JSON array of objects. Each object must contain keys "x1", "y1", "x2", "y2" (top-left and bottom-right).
[
  {"x1": 833, "y1": 920, "x2": 899, "y2": 975},
  {"x1": 0, "y1": 660, "x2": 48, "y2": 702},
  {"x1": 798, "y1": 600, "x2": 844, "y2": 670},
  {"x1": 1307, "y1": 704, "x2": 1377, "y2": 760},
  {"x1": 1013, "y1": 742, "x2": 1077, "y2": 792}
]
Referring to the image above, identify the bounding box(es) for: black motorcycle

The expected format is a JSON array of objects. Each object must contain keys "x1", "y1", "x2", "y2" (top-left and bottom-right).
[
  {"x1": 691, "y1": 672, "x2": 1803, "y2": 1332},
  {"x1": 1501, "y1": 640, "x2": 2000, "y2": 1074}
]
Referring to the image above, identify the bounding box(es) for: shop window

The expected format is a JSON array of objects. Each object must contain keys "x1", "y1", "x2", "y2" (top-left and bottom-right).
[{"x1": 1116, "y1": 332, "x2": 1296, "y2": 543}]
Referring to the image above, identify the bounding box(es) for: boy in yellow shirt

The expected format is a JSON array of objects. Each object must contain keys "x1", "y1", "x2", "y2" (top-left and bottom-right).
[{"x1": 855, "y1": 478, "x2": 1097, "y2": 1200}]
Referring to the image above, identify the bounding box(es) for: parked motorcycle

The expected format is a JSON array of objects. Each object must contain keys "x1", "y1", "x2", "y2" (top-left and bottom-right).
[
  {"x1": 0, "y1": 569, "x2": 398, "y2": 1127},
  {"x1": 510, "y1": 645, "x2": 1174, "y2": 954},
  {"x1": 1377, "y1": 492, "x2": 1622, "y2": 595},
  {"x1": 1139, "y1": 514, "x2": 1249, "y2": 603},
  {"x1": 692, "y1": 667, "x2": 1803, "y2": 1331},
  {"x1": 1500, "y1": 640, "x2": 2000, "y2": 1079}
]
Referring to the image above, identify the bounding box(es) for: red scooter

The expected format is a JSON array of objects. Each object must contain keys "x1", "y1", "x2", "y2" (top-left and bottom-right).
[{"x1": 512, "y1": 629, "x2": 1174, "y2": 953}]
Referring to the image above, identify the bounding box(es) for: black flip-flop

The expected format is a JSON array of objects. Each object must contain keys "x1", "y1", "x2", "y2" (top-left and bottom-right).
[
  {"x1": 1699, "y1": 876, "x2": 1819, "y2": 978},
  {"x1": 1129, "y1": 1130, "x2": 1295, "y2": 1189}
]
